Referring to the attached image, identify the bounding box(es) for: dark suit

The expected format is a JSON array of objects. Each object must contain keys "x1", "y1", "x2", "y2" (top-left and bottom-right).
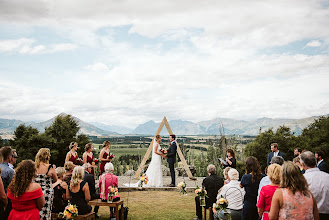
[
  {"x1": 167, "y1": 141, "x2": 177, "y2": 185},
  {"x1": 267, "y1": 151, "x2": 285, "y2": 166},
  {"x1": 195, "y1": 174, "x2": 224, "y2": 219},
  {"x1": 83, "y1": 171, "x2": 100, "y2": 213},
  {"x1": 318, "y1": 160, "x2": 329, "y2": 173}
]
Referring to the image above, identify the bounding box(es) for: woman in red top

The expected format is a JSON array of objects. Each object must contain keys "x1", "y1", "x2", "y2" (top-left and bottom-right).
[
  {"x1": 257, "y1": 164, "x2": 281, "y2": 220},
  {"x1": 83, "y1": 143, "x2": 96, "y2": 176},
  {"x1": 65, "y1": 142, "x2": 79, "y2": 165},
  {"x1": 99, "y1": 141, "x2": 113, "y2": 174},
  {"x1": 7, "y1": 160, "x2": 46, "y2": 220}
]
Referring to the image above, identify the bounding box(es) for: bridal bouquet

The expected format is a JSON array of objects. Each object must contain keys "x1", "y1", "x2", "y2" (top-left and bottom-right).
[
  {"x1": 138, "y1": 174, "x2": 148, "y2": 187},
  {"x1": 213, "y1": 196, "x2": 231, "y2": 220},
  {"x1": 58, "y1": 204, "x2": 78, "y2": 220},
  {"x1": 177, "y1": 181, "x2": 187, "y2": 195},
  {"x1": 160, "y1": 148, "x2": 168, "y2": 154}
]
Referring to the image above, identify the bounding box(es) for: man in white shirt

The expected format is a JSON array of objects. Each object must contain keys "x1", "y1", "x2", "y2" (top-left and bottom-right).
[{"x1": 300, "y1": 151, "x2": 329, "y2": 220}]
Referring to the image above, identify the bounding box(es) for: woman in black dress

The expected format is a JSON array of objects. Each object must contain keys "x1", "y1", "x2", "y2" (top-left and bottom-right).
[
  {"x1": 66, "y1": 166, "x2": 92, "y2": 215},
  {"x1": 221, "y1": 148, "x2": 237, "y2": 169},
  {"x1": 52, "y1": 167, "x2": 68, "y2": 213}
]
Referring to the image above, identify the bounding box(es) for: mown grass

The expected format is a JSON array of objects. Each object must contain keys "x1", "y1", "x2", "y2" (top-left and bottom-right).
[{"x1": 96, "y1": 191, "x2": 196, "y2": 220}]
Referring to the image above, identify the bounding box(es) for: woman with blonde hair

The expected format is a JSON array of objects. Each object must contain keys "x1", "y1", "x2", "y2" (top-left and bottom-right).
[
  {"x1": 7, "y1": 160, "x2": 45, "y2": 220},
  {"x1": 269, "y1": 161, "x2": 319, "y2": 220},
  {"x1": 65, "y1": 142, "x2": 79, "y2": 165},
  {"x1": 52, "y1": 167, "x2": 68, "y2": 213},
  {"x1": 66, "y1": 166, "x2": 92, "y2": 215},
  {"x1": 257, "y1": 164, "x2": 281, "y2": 220},
  {"x1": 35, "y1": 148, "x2": 57, "y2": 220},
  {"x1": 99, "y1": 141, "x2": 113, "y2": 174}
]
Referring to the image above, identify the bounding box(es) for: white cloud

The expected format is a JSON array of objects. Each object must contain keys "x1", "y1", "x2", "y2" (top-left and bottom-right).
[
  {"x1": 85, "y1": 63, "x2": 110, "y2": 72},
  {"x1": 305, "y1": 40, "x2": 322, "y2": 47}
]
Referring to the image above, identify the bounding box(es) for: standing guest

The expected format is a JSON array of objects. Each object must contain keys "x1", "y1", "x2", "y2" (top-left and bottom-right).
[
  {"x1": 214, "y1": 169, "x2": 245, "y2": 220},
  {"x1": 293, "y1": 156, "x2": 305, "y2": 174},
  {"x1": 99, "y1": 163, "x2": 120, "y2": 218},
  {"x1": 83, "y1": 163, "x2": 100, "y2": 218},
  {"x1": 193, "y1": 164, "x2": 224, "y2": 220},
  {"x1": 52, "y1": 167, "x2": 68, "y2": 214},
  {"x1": 267, "y1": 143, "x2": 285, "y2": 166},
  {"x1": 223, "y1": 167, "x2": 232, "y2": 185},
  {"x1": 99, "y1": 141, "x2": 113, "y2": 174},
  {"x1": 66, "y1": 166, "x2": 92, "y2": 215},
  {"x1": 315, "y1": 150, "x2": 328, "y2": 173},
  {"x1": 65, "y1": 142, "x2": 79, "y2": 165},
  {"x1": 35, "y1": 148, "x2": 57, "y2": 220},
  {"x1": 300, "y1": 151, "x2": 329, "y2": 220},
  {"x1": 0, "y1": 168, "x2": 8, "y2": 220},
  {"x1": 257, "y1": 164, "x2": 281, "y2": 220},
  {"x1": 83, "y1": 143, "x2": 96, "y2": 176},
  {"x1": 269, "y1": 161, "x2": 319, "y2": 220},
  {"x1": 63, "y1": 161, "x2": 74, "y2": 183},
  {"x1": 240, "y1": 156, "x2": 265, "y2": 220},
  {"x1": 8, "y1": 150, "x2": 18, "y2": 170},
  {"x1": 7, "y1": 160, "x2": 46, "y2": 220},
  {"x1": 221, "y1": 148, "x2": 237, "y2": 169},
  {"x1": 294, "y1": 147, "x2": 302, "y2": 157},
  {"x1": 0, "y1": 146, "x2": 14, "y2": 219}
]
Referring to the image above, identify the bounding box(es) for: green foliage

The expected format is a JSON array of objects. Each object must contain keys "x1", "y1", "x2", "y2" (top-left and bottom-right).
[{"x1": 0, "y1": 136, "x2": 3, "y2": 148}]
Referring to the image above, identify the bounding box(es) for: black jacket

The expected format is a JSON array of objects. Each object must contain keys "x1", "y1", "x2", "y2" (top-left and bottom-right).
[
  {"x1": 202, "y1": 174, "x2": 224, "y2": 208},
  {"x1": 318, "y1": 160, "x2": 329, "y2": 173},
  {"x1": 167, "y1": 141, "x2": 177, "y2": 164},
  {"x1": 83, "y1": 171, "x2": 96, "y2": 196}
]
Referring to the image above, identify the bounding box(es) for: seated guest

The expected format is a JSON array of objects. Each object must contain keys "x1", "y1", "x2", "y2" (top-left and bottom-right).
[
  {"x1": 63, "y1": 161, "x2": 74, "y2": 183},
  {"x1": 293, "y1": 156, "x2": 305, "y2": 174},
  {"x1": 294, "y1": 147, "x2": 302, "y2": 157},
  {"x1": 83, "y1": 163, "x2": 100, "y2": 218},
  {"x1": 257, "y1": 164, "x2": 281, "y2": 220},
  {"x1": 194, "y1": 164, "x2": 224, "y2": 220},
  {"x1": 0, "y1": 168, "x2": 8, "y2": 218},
  {"x1": 269, "y1": 161, "x2": 319, "y2": 220},
  {"x1": 257, "y1": 156, "x2": 284, "y2": 202},
  {"x1": 315, "y1": 150, "x2": 328, "y2": 173},
  {"x1": 7, "y1": 160, "x2": 46, "y2": 220},
  {"x1": 221, "y1": 148, "x2": 236, "y2": 168},
  {"x1": 301, "y1": 151, "x2": 329, "y2": 220},
  {"x1": 223, "y1": 167, "x2": 231, "y2": 185},
  {"x1": 66, "y1": 166, "x2": 92, "y2": 215},
  {"x1": 214, "y1": 169, "x2": 245, "y2": 220},
  {"x1": 52, "y1": 167, "x2": 68, "y2": 214},
  {"x1": 240, "y1": 156, "x2": 265, "y2": 220}
]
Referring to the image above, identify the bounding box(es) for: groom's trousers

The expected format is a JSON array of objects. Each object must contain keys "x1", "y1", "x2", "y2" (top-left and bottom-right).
[{"x1": 169, "y1": 162, "x2": 175, "y2": 185}]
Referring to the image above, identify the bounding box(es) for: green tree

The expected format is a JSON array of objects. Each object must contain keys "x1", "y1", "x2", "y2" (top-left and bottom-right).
[{"x1": 0, "y1": 136, "x2": 3, "y2": 148}]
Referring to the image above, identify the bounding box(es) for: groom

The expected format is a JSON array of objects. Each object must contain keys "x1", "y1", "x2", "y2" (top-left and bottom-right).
[{"x1": 165, "y1": 134, "x2": 177, "y2": 187}]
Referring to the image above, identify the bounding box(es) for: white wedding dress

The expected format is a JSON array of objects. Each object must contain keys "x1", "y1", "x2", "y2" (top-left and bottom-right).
[{"x1": 124, "y1": 139, "x2": 163, "y2": 187}]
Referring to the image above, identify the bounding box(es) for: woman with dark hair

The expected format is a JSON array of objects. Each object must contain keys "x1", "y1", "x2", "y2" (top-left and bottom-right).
[
  {"x1": 7, "y1": 160, "x2": 45, "y2": 220},
  {"x1": 240, "y1": 156, "x2": 265, "y2": 220},
  {"x1": 65, "y1": 142, "x2": 79, "y2": 165},
  {"x1": 222, "y1": 148, "x2": 237, "y2": 169},
  {"x1": 269, "y1": 161, "x2": 319, "y2": 220},
  {"x1": 83, "y1": 143, "x2": 96, "y2": 176},
  {"x1": 99, "y1": 141, "x2": 113, "y2": 174}
]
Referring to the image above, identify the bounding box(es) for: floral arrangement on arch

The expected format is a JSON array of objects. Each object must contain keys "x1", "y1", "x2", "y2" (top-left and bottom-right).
[
  {"x1": 138, "y1": 174, "x2": 148, "y2": 187},
  {"x1": 58, "y1": 204, "x2": 78, "y2": 220},
  {"x1": 177, "y1": 181, "x2": 187, "y2": 195}
]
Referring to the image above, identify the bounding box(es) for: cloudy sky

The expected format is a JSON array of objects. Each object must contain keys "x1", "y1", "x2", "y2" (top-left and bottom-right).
[{"x1": 0, "y1": 0, "x2": 329, "y2": 128}]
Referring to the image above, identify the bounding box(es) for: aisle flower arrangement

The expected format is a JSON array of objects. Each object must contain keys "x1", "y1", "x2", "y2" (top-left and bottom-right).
[
  {"x1": 195, "y1": 186, "x2": 207, "y2": 206},
  {"x1": 177, "y1": 181, "x2": 187, "y2": 195},
  {"x1": 107, "y1": 185, "x2": 118, "y2": 203},
  {"x1": 138, "y1": 174, "x2": 148, "y2": 187},
  {"x1": 213, "y1": 196, "x2": 231, "y2": 220},
  {"x1": 58, "y1": 204, "x2": 78, "y2": 220}
]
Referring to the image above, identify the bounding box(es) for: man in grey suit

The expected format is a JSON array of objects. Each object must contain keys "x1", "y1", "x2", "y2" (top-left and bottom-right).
[{"x1": 267, "y1": 143, "x2": 285, "y2": 166}]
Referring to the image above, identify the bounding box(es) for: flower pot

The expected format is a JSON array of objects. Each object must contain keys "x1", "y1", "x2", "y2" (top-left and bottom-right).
[{"x1": 107, "y1": 195, "x2": 113, "y2": 203}]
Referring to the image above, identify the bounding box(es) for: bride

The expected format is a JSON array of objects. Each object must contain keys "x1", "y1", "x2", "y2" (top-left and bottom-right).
[{"x1": 125, "y1": 135, "x2": 165, "y2": 187}]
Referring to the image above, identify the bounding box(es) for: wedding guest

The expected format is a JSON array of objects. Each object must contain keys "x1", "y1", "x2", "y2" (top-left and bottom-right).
[
  {"x1": 214, "y1": 169, "x2": 245, "y2": 220},
  {"x1": 194, "y1": 164, "x2": 224, "y2": 220},
  {"x1": 66, "y1": 166, "x2": 92, "y2": 215},
  {"x1": 99, "y1": 163, "x2": 120, "y2": 218},
  {"x1": 257, "y1": 164, "x2": 281, "y2": 220},
  {"x1": 269, "y1": 161, "x2": 319, "y2": 220},
  {"x1": 63, "y1": 161, "x2": 74, "y2": 183},
  {"x1": 267, "y1": 143, "x2": 285, "y2": 166},
  {"x1": 7, "y1": 160, "x2": 46, "y2": 220},
  {"x1": 83, "y1": 163, "x2": 100, "y2": 218},
  {"x1": 240, "y1": 156, "x2": 265, "y2": 220},
  {"x1": 0, "y1": 146, "x2": 14, "y2": 219},
  {"x1": 99, "y1": 141, "x2": 113, "y2": 174},
  {"x1": 294, "y1": 147, "x2": 302, "y2": 157},
  {"x1": 52, "y1": 167, "x2": 68, "y2": 214},
  {"x1": 301, "y1": 151, "x2": 329, "y2": 220},
  {"x1": 257, "y1": 156, "x2": 284, "y2": 202},
  {"x1": 83, "y1": 143, "x2": 96, "y2": 176},
  {"x1": 35, "y1": 148, "x2": 57, "y2": 220},
  {"x1": 65, "y1": 142, "x2": 79, "y2": 165},
  {"x1": 293, "y1": 156, "x2": 305, "y2": 174},
  {"x1": 8, "y1": 150, "x2": 18, "y2": 170},
  {"x1": 315, "y1": 150, "x2": 328, "y2": 173},
  {"x1": 221, "y1": 148, "x2": 236, "y2": 169},
  {"x1": 0, "y1": 168, "x2": 8, "y2": 219},
  {"x1": 223, "y1": 167, "x2": 231, "y2": 184}
]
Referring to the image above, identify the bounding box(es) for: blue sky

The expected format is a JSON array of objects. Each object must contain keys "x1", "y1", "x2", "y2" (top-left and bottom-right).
[{"x1": 0, "y1": 0, "x2": 329, "y2": 128}]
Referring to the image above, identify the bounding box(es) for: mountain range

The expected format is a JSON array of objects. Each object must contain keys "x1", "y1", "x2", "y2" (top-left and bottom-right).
[{"x1": 0, "y1": 113, "x2": 327, "y2": 137}]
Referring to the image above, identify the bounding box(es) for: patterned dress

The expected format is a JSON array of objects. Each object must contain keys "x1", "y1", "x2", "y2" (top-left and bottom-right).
[{"x1": 35, "y1": 165, "x2": 54, "y2": 220}]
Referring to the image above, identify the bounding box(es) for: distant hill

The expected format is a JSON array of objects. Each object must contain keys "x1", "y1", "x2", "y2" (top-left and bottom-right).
[{"x1": 89, "y1": 122, "x2": 133, "y2": 134}]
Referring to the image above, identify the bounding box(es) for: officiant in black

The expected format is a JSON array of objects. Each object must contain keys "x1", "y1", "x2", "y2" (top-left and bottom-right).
[{"x1": 221, "y1": 148, "x2": 236, "y2": 169}]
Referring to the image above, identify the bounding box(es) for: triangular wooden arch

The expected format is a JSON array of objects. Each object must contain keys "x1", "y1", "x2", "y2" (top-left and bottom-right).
[{"x1": 134, "y1": 116, "x2": 196, "y2": 180}]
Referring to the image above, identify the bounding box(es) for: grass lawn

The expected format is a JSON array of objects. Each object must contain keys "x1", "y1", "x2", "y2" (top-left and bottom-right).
[{"x1": 96, "y1": 191, "x2": 196, "y2": 220}]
